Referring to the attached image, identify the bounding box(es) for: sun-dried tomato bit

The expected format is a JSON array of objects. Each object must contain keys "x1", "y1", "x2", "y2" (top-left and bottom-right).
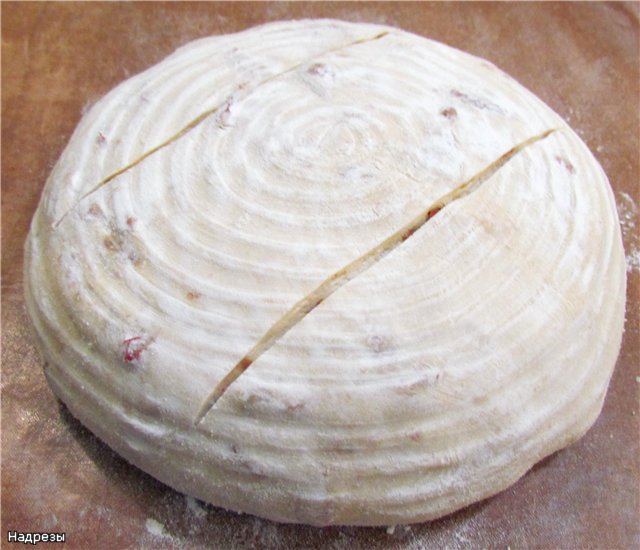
[
  {"x1": 237, "y1": 357, "x2": 253, "y2": 371},
  {"x1": 186, "y1": 291, "x2": 202, "y2": 301},
  {"x1": 451, "y1": 88, "x2": 483, "y2": 107},
  {"x1": 307, "y1": 296, "x2": 324, "y2": 312},
  {"x1": 555, "y1": 155, "x2": 576, "y2": 175},
  {"x1": 400, "y1": 226, "x2": 418, "y2": 242},
  {"x1": 440, "y1": 107, "x2": 457, "y2": 120},
  {"x1": 307, "y1": 62, "x2": 329, "y2": 76},
  {"x1": 104, "y1": 237, "x2": 118, "y2": 251},
  {"x1": 426, "y1": 206, "x2": 443, "y2": 221},
  {"x1": 122, "y1": 336, "x2": 149, "y2": 363}
]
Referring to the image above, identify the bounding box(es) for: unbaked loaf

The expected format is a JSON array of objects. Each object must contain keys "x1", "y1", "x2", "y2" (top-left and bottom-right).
[{"x1": 24, "y1": 19, "x2": 626, "y2": 526}]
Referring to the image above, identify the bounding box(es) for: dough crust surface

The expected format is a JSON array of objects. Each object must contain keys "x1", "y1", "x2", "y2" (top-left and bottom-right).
[{"x1": 25, "y1": 19, "x2": 626, "y2": 525}]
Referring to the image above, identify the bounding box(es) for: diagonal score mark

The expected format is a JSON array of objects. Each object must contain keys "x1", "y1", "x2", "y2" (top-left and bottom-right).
[
  {"x1": 52, "y1": 30, "x2": 390, "y2": 229},
  {"x1": 194, "y1": 128, "x2": 558, "y2": 425}
]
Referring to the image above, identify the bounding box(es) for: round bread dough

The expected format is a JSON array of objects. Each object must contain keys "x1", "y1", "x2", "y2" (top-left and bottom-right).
[{"x1": 24, "y1": 19, "x2": 626, "y2": 526}]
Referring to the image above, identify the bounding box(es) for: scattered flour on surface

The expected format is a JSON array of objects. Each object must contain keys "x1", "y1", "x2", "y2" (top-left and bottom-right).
[
  {"x1": 616, "y1": 191, "x2": 639, "y2": 273},
  {"x1": 627, "y1": 249, "x2": 640, "y2": 273},
  {"x1": 40, "y1": 513, "x2": 59, "y2": 531},
  {"x1": 185, "y1": 495, "x2": 207, "y2": 519},
  {"x1": 145, "y1": 517, "x2": 172, "y2": 539}
]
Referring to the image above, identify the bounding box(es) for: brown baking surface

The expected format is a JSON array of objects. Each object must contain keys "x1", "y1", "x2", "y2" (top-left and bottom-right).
[{"x1": 2, "y1": 2, "x2": 639, "y2": 548}]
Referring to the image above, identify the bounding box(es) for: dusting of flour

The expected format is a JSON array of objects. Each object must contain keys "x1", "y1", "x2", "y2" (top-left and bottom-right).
[
  {"x1": 145, "y1": 518, "x2": 171, "y2": 538},
  {"x1": 617, "y1": 191, "x2": 640, "y2": 273}
]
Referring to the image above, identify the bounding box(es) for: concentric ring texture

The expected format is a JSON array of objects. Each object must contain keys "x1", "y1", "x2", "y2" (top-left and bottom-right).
[{"x1": 25, "y1": 20, "x2": 626, "y2": 525}]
